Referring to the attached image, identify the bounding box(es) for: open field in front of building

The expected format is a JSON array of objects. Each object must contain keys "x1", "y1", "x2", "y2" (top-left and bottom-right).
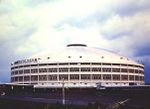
[{"x1": 1, "y1": 87, "x2": 150, "y2": 109}]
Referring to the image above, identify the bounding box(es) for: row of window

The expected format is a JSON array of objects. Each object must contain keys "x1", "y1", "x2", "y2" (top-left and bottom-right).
[
  {"x1": 12, "y1": 55, "x2": 129, "y2": 65},
  {"x1": 11, "y1": 62, "x2": 144, "y2": 70},
  {"x1": 11, "y1": 67, "x2": 144, "y2": 75},
  {"x1": 11, "y1": 74, "x2": 144, "y2": 82}
]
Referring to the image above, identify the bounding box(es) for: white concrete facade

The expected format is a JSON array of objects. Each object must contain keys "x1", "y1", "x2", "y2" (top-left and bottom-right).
[{"x1": 11, "y1": 44, "x2": 144, "y2": 88}]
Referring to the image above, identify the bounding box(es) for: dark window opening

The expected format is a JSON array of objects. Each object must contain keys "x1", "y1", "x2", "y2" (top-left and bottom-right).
[
  {"x1": 70, "y1": 67, "x2": 79, "y2": 72},
  {"x1": 102, "y1": 68, "x2": 111, "y2": 72},
  {"x1": 59, "y1": 75, "x2": 68, "y2": 80},
  {"x1": 70, "y1": 74, "x2": 79, "y2": 80},
  {"x1": 81, "y1": 74, "x2": 90, "y2": 80},
  {"x1": 103, "y1": 74, "x2": 111, "y2": 80},
  {"x1": 81, "y1": 67, "x2": 90, "y2": 72},
  {"x1": 92, "y1": 74, "x2": 101, "y2": 80},
  {"x1": 113, "y1": 75, "x2": 120, "y2": 80}
]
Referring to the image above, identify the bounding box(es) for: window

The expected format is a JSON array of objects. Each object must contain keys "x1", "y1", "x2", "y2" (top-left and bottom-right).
[
  {"x1": 142, "y1": 76, "x2": 144, "y2": 81},
  {"x1": 70, "y1": 63, "x2": 78, "y2": 65},
  {"x1": 135, "y1": 69, "x2": 138, "y2": 73},
  {"x1": 31, "y1": 64, "x2": 38, "y2": 67},
  {"x1": 31, "y1": 69, "x2": 38, "y2": 73},
  {"x1": 112, "y1": 63, "x2": 120, "y2": 66},
  {"x1": 48, "y1": 63, "x2": 57, "y2": 66},
  {"x1": 15, "y1": 77, "x2": 19, "y2": 82},
  {"x1": 81, "y1": 74, "x2": 90, "y2": 80},
  {"x1": 129, "y1": 75, "x2": 134, "y2": 80},
  {"x1": 70, "y1": 67, "x2": 79, "y2": 72},
  {"x1": 59, "y1": 68, "x2": 68, "y2": 72},
  {"x1": 102, "y1": 68, "x2": 111, "y2": 72},
  {"x1": 14, "y1": 71, "x2": 18, "y2": 75},
  {"x1": 134, "y1": 65, "x2": 139, "y2": 68},
  {"x1": 113, "y1": 75, "x2": 120, "y2": 80},
  {"x1": 81, "y1": 63, "x2": 90, "y2": 65},
  {"x1": 139, "y1": 66, "x2": 144, "y2": 69},
  {"x1": 48, "y1": 75, "x2": 57, "y2": 81},
  {"x1": 48, "y1": 68, "x2": 57, "y2": 72},
  {"x1": 39, "y1": 75, "x2": 47, "y2": 81},
  {"x1": 11, "y1": 71, "x2": 14, "y2": 75},
  {"x1": 102, "y1": 63, "x2": 111, "y2": 65},
  {"x1": 81, "y1": 67, "x2": 90, "y2": 72},
  {"x1": 140, "y1": 76, "x2": 144, "y2": 81},
  {"x1": 24, "y1": 69, "x2": 30, "y2": 74},
  {"x1": 129, "y1": 69, "x2": 134, "y2": 73},
  {"x1": 70, "y1": 74, "x2": 79, "y2": 80},
  {"x1": 19, "y1": 76, "x2": 23, "y2": 81},
  {"x1": 13, "y1": 71, "x2": 15, "y2": 75},
  {"x1": 92, "y1": 74, "x2": 101, "y2": 80},
  {"x1": 112, "y1": 68, "x2": 120, "y2": 72},
  {"x1": 19, "y1": 65, "x2": 24, "y2": 68},
  {"x1": 11, "y1": 67, "x2": 14, "y2": 70},
  {"x1": 24, "y1": 76, "x2": 30, "y2": 81},
  {"x1": 24, "y1": 65, "x2": 30, "y2": 67},
  {"x1": 121, "y1": 68, "x2": 128, "y2": 72},
  {"x1": 59, "y1": 75, "x2": 68, "y2": 80},
  {"x1": 128, "y1": 64, "x2": 134, "y2": 67},
  {"x1": 39, "y1": 64, "x2": 47, "y2": 66},
  {"x1": 121, "y1": 75, "x2": 128, "y2": 80},
  {"x1": 11, "y1": 77, "x2": 14, "y2": 82},
  {"x1": 103, "y1": 74, "x2": 111, "y2": 80},
  {"x1": 121, "y1": 64, "x2": 127, "y2": 66},
  {"x1": 139, "y1": 70, "x2": 144, "y2": 74},
  {"x1": 19, "y1": 70, "x2": 23, "y2": 74},
  {"x1": 135, "y1": 76, "x2": 139, "y2": 81},
  {"x1": 39, "y1": 68, "x2": 47, "y2": 73},
  {"x1": 92, "y1": 67, "x2": 101, "y2": 72},
  {"x1": 14, "y1": 66, "x2": 19, "y2": 69},
  {"x1": 59, "y1": 63, "x2": 68, "y2": 65},
  {"x1": 31, "y1": 75, "x2": 38, "y2": 81},
  {"x1": 91, "y1": 63, "x2": 101, "y2": 65}
]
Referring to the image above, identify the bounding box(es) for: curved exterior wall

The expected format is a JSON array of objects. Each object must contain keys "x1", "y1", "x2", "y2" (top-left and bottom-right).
[{"x1": 11, "y1": 44, "x2": 144, "y2": 88}]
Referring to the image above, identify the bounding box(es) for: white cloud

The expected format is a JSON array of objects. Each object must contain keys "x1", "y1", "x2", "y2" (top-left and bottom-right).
[
  {"x1": 1, "y1": 0, "x2": 150, "y2": 82},
  {"x1": 15, "y1": 23, "x2": 110, "y2": 54},
  {"x1": 0, "y1": 0, "x2": 150, "y2": 57},
  {"x1": 98, "y1": 9, "x2": 150, "y2": 57}
]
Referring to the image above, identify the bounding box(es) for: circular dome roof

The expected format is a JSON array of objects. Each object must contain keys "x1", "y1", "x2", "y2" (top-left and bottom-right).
[{"x1": 30, "y1": 44, "x2": 141, "y2": 65}]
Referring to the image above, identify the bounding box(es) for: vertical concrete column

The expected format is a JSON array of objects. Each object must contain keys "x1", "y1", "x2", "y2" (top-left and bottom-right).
[
  {"x1": 23, "y1": 68, "x2": 25, "y2": 84},
  {"x1": 111, "y1": 64, "x2": 113, "y2": 82},
  {"x1": 68, "y1": 74, "x2": 70, "y2": 81},
  {"x1": 37, "y1": 64, "x2": 39, "y2": 84}
]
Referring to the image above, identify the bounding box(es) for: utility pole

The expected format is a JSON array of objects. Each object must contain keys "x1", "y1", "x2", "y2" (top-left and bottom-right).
[{"x1": 62, "y1": 78, "x2": 65, "y2": 105}]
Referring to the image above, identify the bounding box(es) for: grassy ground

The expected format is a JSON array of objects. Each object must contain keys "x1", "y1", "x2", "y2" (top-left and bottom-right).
[
  {"x1": 0, "y1": 98, "x2": 112, "y2": 109},
  {"x1": 1, "y1": 98, "x2": 150, "y2": 109}
]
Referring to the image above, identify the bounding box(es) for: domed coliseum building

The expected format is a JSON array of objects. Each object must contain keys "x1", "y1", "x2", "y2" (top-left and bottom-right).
[{"x1": 11, "y1": 44, "x2": 144, "y2": 88}]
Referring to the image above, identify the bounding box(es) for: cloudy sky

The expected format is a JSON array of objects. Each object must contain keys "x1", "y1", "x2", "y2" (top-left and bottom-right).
[{"x1": 0, "y1": 0, "x2": 150, "y2": 83}]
